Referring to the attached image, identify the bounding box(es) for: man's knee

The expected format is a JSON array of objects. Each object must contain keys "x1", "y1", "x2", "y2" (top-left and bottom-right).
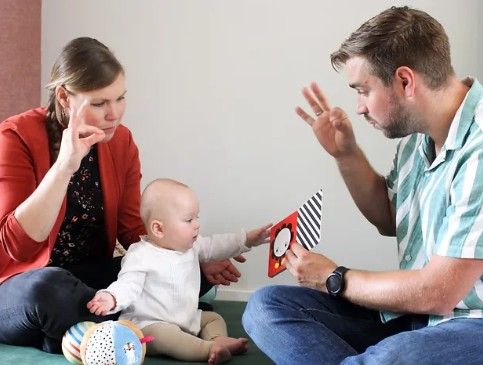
[
  {"x1": 243, "y1": 285, "x2": 288, "y2": 331},
  {"x1": 247, "y1": 285, "x2": 286, "y2": 308},
  {"x1": 243, "y1": 286, "x2": 269, "y2": 329},
  {"x1": 244, "y1": 285, "x2": 279, "y2": 314}
]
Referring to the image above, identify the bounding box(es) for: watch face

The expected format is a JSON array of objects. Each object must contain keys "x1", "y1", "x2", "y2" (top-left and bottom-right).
[{"x1": 326, "y1": 273, "x2": 342, "y2": 295}]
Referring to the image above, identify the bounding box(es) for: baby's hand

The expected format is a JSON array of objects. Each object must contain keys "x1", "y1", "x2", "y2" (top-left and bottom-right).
[
  {"x1": 86, "y1": 291, "x2": 116, "y2": 316},
  {"x1": 246, "y1": 223, "x2": 272, "y2": 248}
]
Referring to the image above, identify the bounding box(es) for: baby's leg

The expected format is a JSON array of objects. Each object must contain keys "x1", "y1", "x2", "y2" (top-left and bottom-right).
[
  {"x1": 142, "y1": 321, "x2": 229, "y2": 363},
  {"x1": 200, "y1": 311, "x2": 249, "y2": 361}
]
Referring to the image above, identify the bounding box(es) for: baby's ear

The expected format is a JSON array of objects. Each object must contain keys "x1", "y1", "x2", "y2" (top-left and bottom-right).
[{"x1": 150, "y1": 219, "x2": 164, "y2": 238}]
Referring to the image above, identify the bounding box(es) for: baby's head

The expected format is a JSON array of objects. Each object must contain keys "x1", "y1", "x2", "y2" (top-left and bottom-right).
[{"x1": 140, "y1": 178, "x2": 200, "y2": 251}]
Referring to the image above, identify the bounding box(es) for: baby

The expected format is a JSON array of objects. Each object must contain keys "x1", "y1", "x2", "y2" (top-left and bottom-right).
[{"x1": 87, "y1": 178, "x2": 271, "y2": 364}]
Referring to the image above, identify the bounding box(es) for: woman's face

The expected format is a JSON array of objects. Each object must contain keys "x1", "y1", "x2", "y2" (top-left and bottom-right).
[{"x1": 64, "y1": 72, "x2": 127, "y2": 143}]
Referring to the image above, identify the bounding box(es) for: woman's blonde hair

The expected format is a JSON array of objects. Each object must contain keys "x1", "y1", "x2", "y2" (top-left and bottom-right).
[{"x1": 45, "y1": 37, "x2": 124, "y2": 161}]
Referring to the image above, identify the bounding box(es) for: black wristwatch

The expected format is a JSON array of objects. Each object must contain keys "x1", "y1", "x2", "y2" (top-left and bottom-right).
[{"x1": 326, "y1": 266, "x2": 349, "y2": 297}]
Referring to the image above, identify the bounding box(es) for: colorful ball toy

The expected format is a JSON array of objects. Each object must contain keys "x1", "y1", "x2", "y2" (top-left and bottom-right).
[
  {"x1": 62, "y1": 320, "x2": 152, "y2": 365},
  {"x1": 62, "y1": 321, "x2": 96, "y2": 365}
]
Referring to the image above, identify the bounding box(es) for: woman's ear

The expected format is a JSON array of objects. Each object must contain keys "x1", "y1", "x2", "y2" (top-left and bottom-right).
[
  {"x1": 395, "y1": 66, "x2": 415, "y2": 97},
  {"x1": 55, "y1": 85, "x2": 70, "y2": 109},
  {"x1": 150, "y1": 219, "x2": 164, "y2": 239}
]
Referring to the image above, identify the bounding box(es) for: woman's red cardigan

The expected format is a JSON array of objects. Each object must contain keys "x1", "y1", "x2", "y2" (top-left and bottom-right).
[{"x1": 0, "y1": 108, "x2": 146, "y2": 283}]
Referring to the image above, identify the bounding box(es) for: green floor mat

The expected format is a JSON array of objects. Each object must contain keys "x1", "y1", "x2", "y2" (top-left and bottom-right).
[{"x1": 0, "y1": 300, "x2": 274, "y2": 365}]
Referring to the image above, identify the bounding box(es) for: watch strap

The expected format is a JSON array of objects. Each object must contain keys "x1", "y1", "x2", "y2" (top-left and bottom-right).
[
  {"x1": 326, "y1": 266, "x2": 349, "y2": 297},
  {"x1": 334, "y1": 266, "x2": 349, "y2": 277}
]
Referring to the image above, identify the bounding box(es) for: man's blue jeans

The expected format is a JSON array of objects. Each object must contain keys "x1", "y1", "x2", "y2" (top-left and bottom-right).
[{"x1": 242, "y1": 285, "x2": 483, "y2": 364}]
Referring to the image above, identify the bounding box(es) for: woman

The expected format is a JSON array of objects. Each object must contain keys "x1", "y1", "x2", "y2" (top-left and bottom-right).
[{"x1": 0, "y1": 37, "x2": 241, "y2": 353}]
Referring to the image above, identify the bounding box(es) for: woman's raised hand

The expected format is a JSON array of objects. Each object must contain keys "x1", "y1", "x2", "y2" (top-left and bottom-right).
[{"x1": 56, "y1": 100, "x2": 105, "y2": 174}]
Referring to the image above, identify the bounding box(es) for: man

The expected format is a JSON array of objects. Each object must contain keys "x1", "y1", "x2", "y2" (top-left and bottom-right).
[{"x1": 243, "y1": 6, "x2": 483, "y2": 364}]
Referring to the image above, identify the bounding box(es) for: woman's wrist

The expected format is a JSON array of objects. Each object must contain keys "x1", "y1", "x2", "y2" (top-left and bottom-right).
[{"x1": 51, "y1": 159, "x2": 76, "y2": 181}]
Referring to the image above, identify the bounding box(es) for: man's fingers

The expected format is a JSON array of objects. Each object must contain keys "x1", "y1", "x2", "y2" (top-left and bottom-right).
[
  {"x1": 302, "y1": 87, "x2": 324, "y2": 116},
  {"x1": 224, "y1": 264, "x2": 241, "y2": 278},
  {"x1": 285, "y1": 259, "x2": 294, "y2": 275},
  {"x1": 285, "y1": 249, "x2": 296, "y2": 263},
  {"x1": 290, "y1": 243, "x2": 308, "y2": 256},
  {"x1": 285, "y1": 250, "x2": 297, "y2": 275},
  {"x1": 295, "y1": 106, "x2": 315, "y2": 126},
  {"x1": 215, "y1": 274, "x2": 231, "y2": 286},
  {"x1": 310, "y1": 82, "x2": 331, "y2": 111},
  {"x1": 330, "y1": 107, "x2": 350, "y2": 130},
  {"x1": 222, "y1": 271, "x2": 239, "y2": 282},
  {"x1": 297, "y1": 82, "x2": 333, "y2": 129},
  {"x1": 205, "y1": 274, "x2": 216, "y2": 283}
]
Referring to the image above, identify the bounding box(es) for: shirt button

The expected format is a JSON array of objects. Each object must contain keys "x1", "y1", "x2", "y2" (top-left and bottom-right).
[{"x1": 405, "y1": 254, "x2": 412, "y2": 261}]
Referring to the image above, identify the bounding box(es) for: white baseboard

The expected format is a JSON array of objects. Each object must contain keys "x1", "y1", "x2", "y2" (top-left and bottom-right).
[{"x1": 216, "y1": 288, "x2": 254, "y2": 302}]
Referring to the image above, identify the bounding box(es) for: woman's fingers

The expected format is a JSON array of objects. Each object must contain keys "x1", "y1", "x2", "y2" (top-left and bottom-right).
[
  {"x1": 81, "y1": 129, "x2": 106, "y2": 147},
  {"x1": 67, "y1": 99, "x2": 94, "y2": 139},
  {"x1": 66, "y1": 101, "x2": 105, "y2": 148}
]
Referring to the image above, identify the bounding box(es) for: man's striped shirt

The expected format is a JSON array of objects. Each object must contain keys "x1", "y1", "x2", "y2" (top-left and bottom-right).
[{"x1": 384, "y1": 78, "x2": 483, "y2": 326}]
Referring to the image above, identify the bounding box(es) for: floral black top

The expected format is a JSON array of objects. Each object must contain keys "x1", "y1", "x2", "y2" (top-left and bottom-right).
[{"x1": 49, "y1": 147, "x2": 106, "y2": 267}]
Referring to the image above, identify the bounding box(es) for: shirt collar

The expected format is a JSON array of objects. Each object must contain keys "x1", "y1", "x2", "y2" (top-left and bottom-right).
[
  {"x1": 444, "y1": 77, "x2": 482, "y2": 151},
  {"x1": 418, "y1": 78, "x2": 482, "y2": 170}
]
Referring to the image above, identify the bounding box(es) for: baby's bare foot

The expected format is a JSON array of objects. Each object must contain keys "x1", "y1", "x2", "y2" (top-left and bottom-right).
[
  {"x1": 208, "y1": 342, "x2": 231, "y2": 365},
  {"x1": 213, "y1": 336, "x2": 248, "y2": 355}
]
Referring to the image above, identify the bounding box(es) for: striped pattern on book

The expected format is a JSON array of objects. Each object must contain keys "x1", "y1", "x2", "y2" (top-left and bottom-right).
[{"x1": 296, "y1": 189, "x2": 323, "y2": 250}]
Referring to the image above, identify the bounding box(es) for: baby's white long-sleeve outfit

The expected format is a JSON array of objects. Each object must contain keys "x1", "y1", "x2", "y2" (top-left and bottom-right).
[{"x1": 103, "y1": 232, "x2": 249, "y2": 334}]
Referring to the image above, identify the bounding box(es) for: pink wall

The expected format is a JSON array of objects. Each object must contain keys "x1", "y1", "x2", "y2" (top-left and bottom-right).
[{"x1": 0, "y1": 0, "x2": 41, "y2": 121}]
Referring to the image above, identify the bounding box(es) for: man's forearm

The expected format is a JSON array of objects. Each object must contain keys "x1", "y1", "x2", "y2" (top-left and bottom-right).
[
  {"x1": 336, "y1": 146, "x2": 395, "y2": 236},
  {"x1": 341, "y1": 256, "x2": 483, "y2": 315},
  {"x1": 342, "y1": 269, "x2": 438, "y2": 314}
]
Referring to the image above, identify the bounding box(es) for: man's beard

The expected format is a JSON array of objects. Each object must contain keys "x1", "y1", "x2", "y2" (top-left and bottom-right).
[{"x1": 367, "y1": 95, "x2": 420, "y2": 139}]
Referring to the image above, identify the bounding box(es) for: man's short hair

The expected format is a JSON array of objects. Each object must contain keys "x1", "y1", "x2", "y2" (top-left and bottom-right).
[{"x1": 330, "y1": 6, "x2": 454, "y2": 89}]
